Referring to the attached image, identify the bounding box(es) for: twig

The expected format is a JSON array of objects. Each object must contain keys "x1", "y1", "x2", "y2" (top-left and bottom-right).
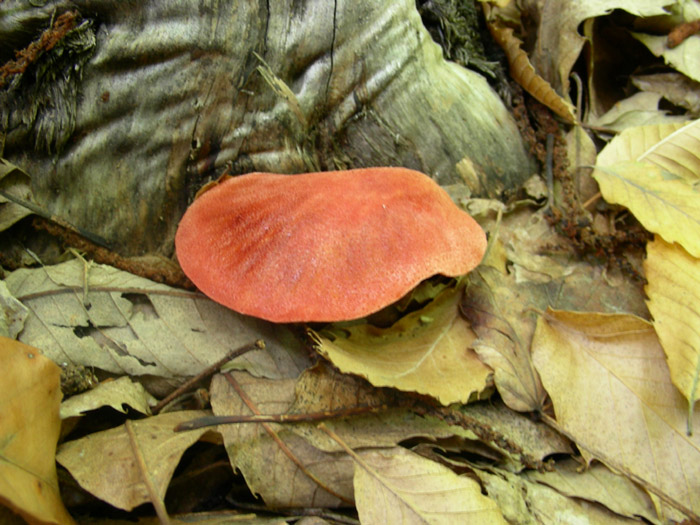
[
  {"x1": 224, "y1": 372, "x2": 354, "y2": 505},
  {"x1": 125, "y1": 420, "x2": 171, "y2": 525},
  {"x1": 175, "y1": 404, "x2": 386, "y2": 431},
  {"x1": 152, "y1": 340, "x2": 264, "y2": 414}
]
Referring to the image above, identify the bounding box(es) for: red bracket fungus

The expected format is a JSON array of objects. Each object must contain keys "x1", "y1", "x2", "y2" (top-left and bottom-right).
[{"x1": 175, "y1": 167, "x2": 486, "y2": 323}]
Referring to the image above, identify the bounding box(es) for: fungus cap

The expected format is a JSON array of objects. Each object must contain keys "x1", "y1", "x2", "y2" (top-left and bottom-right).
[{"x1": 175, "y1": 168, "x2": 486, "y2": 322}]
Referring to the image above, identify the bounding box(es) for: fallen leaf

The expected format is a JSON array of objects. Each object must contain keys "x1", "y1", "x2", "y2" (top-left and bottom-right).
[
  {"x1": 353, "y1": 447, "x2": 507, "y2": 524},
  {"x1": 210, "y1": 372, "x2": 354, "y2": 508},
  {"x1": 462, "y1": 267, "x2": 546, "y2": 412},
  {"x1": 593, "y1": 162, "x2": 700, "y2": 258},
  {"x1": 632, "y1": 72, "x2": 700, "y2": 115},
  {"x1": 644, "y1": 236, "x2": 700, "y2": 427},
  {"x1": 0, "y1": 157, "x2": 34, "y2": 232},
  {"x1": 485, "y1": 22, "x2": 576, "y2": 123},
  {"x1": 5, "y1": 259, "x2": 309, "y2": 379},
  {"x1": 460, "y1": 401, "x2": 573, "y2": 471},
  {"x1": 0, "y1": 280, "x2": 28, "y2": 339},
  {"x1": 60, "y1": 376, "x2": 157, "y2": 419},
  {"x1": 632, "y1": 32, "x2": 700, "y2": 83},
  {"x1": 588, "y1": 92, "x2": 688, "y2": 132},
  {"x1": 56, "y1": 410, "x2": 210, "y2": 512},
  {"x1": 310, "y1": 286, "x2": 493, "y2": 405},
  {"x1": 0, "y1": 336, "x2": 75, "y2": 525},
  {"x1": 476, "y1": 467, "x2": 644, "y2": 524},
  {"x1": 531, "y1": 309, "x2": 700, "y2": 521},
  {"x1": 524, "y1": 459, "x2": 660, "y2": 523},
  {"x1": 595, "y1": 119, "x2": 700, "y2": 182},
  {"x1": 523, "y1": 0, "x2": 673, "y2": 99}
]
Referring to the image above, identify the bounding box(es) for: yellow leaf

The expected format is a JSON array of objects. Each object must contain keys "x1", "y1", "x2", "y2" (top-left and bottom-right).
[
  {"x1": 596, "y1": 120, "x2": 700, "y2": 182},
  {"x1": 310, "y1": 287, "x2": 492, "y2": 405},
  {"x1": 531, "y1": 310, "x2": 700, "y2": 520},
  {"x1": 645, "y1": 236, "x2": 700, "y2": 430},
  {"x1": 0, "y1": 337, "x2": 75, "y2": 525},
  {"x1": 593, "y1": 161, "x2": 700, "y2": 258},
  {"x1": 354, "y1": 447, "x2": 507, "y2": 525}
]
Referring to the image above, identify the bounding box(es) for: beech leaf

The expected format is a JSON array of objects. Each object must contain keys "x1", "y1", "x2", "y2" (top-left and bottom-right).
[
  {"x1": 56, "y1": 411, "x2": 210, "y2": 512},
  {"x1": 531, "y1": 309, "x2": 700, "y2": 520},
  {"x1": 632, "y1": 32, "x2": 700, "y2": 83},
  {"x1": 353, "y1": 447, "x2": 507, "y2": 525},
  {"x1": 310, "y1": 286, "x2": 492, "y2": 405},
  {"x1": 593, "y1": 122, "x2": 700, "y2": 259},
  {"x1": 644, "y1": 236, "x2": 700, "y2": 428},
  {"x1": 60, "y1": 376, "x2": 156, "y2": 419},
  {"x1": 0, "y1": 337, "x2": 75, "y2": 525},
  {"x1": 4, "y1": 259, "x2": 308, "y2": 379}
]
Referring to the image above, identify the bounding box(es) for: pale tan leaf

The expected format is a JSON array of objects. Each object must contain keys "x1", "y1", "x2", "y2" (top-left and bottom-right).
[
  {"x1": 310, "y1": 287, "x2": 492, "y2": 405},
  {"x1": 588, "y1": 92, "x2": 689, "y2": 132},
  {"x1": 0, "y1": 280, "x2": 28, "y2": 339},
  {"x1": 524, "y1": 459, "x2": 660, "y2": 524},
  {"x1": 531, "y1": 310, "x2": 700, "y2": 520},
  {"x1": 632, "y1": 72, "x2": 700, "y2": 115},
  {"x1": 633, "y1": 32, "x2": 700, "y2": 83},
  {"x1": 60, "y1": 376, "x2": 156, "y2": 419},
  {"x1": 593, "y1": 162, "x2": 700, "y2": 257},
  {"x1": 290, "y1": 364, "x2": 571, "y2": 470},
  {"x1": 4, "y1": 259, "x2": 308, "y2": 379},
  {"x1": 56, "y1": 411, "x2": 209, "y2": 511},
  {"x1": 477, "y1": 467, "x2": 645, "y2": 525},
  {"x1": 354, "y1": 447, "x2": 507, "y2": 525},
  {"x1": 645, "y1": 237, "x2": 700, "y2": 424},
  {"x1": 0, "y1": 337, "x2": 75, "y2": 525}
]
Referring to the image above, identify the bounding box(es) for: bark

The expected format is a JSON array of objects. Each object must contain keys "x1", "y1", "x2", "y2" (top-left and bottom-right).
[{"x1": 0, "y1": 0, "x2": 534, "y2": 255}]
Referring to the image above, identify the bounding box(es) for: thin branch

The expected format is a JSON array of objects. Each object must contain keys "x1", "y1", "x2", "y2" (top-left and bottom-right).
[{"x1": 125, "y1": 420, "x2": 171, "y2": 525}]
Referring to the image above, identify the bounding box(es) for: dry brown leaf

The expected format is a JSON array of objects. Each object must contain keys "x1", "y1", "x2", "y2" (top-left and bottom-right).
[
  {"x1": 524, "y1": 459, "x2": 660, "y2": 523},
  {"x1": 460, "y1": 401, "x2": 573, "y2": 471},
  {"x1": 521, "y1": 0, "x2": 672, "y2": 99},
  {"x1": 210, "y1": 371, "x2": 354, "y2": 508},
  {"x1": 5, "y1": 259, "x2": 309, "y2": 379},
  {"x1": 353, "y1": 447, "x2": 507, "y2": 525},
  {"x1": 531, "y1": 309, "x2": 700, "y2": 521},
  {"x1": 462, "y1": 266, "x2": 546, "y2": 412},
  {"x1": 310, "y1": 286, "x2": 492, "y2": 405},
  {"x1": 60, "y1": 376, "x2": 156, "y2": 419},
  {"x1": 56, "y1": 410, "x2": 210, "y2": 512},
  {"x1": 0, "y1": 336, "x2": 75, "y2": 525},
  {"x1": 486, "y1": 23, "x2": 576, "y2": 123},
  {"x1": 461, "y1": 203, "x2": 648, "y2": 413},
  {"x1": 0, "y1": 157, "x2": 34, "y2": 232},
  {"x1": 644, "y1": 237, "x2": 700, "y2": 427}
]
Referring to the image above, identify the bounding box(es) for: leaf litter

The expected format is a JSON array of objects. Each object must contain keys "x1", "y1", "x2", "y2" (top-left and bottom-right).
[{"x1": 4, "y1": 0, "x2": 700, "y2": 523}]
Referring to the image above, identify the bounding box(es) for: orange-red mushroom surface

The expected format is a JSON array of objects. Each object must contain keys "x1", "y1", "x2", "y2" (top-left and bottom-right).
[{"x1": 175, "y1": 168, "x2": 486, "y2": 322}]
